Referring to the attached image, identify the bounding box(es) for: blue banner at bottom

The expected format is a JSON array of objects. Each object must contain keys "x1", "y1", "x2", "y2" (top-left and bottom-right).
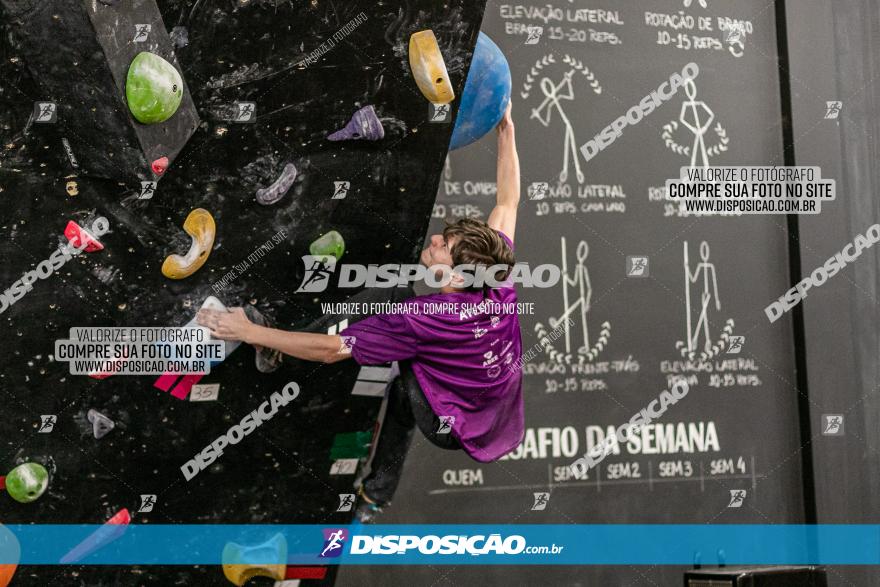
[{"x1": 1, "y1": 524, "x2": 880, "y2": 565}]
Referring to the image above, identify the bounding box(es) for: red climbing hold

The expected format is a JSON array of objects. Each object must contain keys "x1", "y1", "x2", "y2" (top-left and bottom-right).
[
  {"x1": 107, "y1": 508, "x2": 131, "y2": 526},
  {"x1": 0, "y1": 476, "x2": 5, "y2": 491},
  {"x1": 59, "y1": 508, "x2": 131, "y2": 564},
  {"x1": 285, "y1": 567, "x2": 327, "y2": 580},
  {"x1": 64, "y1": 221, "x2": 105, "y2": 253},
  {"x1": 151, "y1": 156, "x2": 169, "y2": 175}
]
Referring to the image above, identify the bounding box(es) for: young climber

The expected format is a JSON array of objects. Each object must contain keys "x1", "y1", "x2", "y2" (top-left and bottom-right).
[{"x1": 197, "y1": 104, "x2": 522, "y2": 521}]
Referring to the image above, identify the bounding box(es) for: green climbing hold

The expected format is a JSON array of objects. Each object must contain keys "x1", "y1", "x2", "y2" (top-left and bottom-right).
[
  {"x1": 330, "y1": 430, "x2": 373, "y2": 460},
  {"x1": 125, "y1": 52, "x2": 184, "y2": 124},
  {"x1": 6, "y1": 462, "x2": 48, "y2": 503},
  {"x1": 309, "y1": 230, "x2": 345, "y2": 261}
]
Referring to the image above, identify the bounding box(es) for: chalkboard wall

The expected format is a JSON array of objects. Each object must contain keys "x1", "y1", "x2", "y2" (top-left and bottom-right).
[
  {"x1": 787, "y1": 1, "x2": 880, "y2": 586},
  {"x1": 340, "y1": 1, "x2": 807, "y2": 585}
]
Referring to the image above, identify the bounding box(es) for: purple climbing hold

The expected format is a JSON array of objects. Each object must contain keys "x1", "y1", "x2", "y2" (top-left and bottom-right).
[
  {"x1": 327, "y1": 105, "x2": 385, "y2": 141},
  {"x1": 256, "y1": 162, "x2": 297, "y2": 206}
]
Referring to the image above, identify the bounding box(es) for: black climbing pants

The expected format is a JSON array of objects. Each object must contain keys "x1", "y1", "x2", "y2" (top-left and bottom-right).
[{"x1": 363, "y1": 361, "x2": 460, "y2": 505}]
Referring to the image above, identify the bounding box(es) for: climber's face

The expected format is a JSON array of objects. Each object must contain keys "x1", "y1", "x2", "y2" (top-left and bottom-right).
[{"x1": 421, "y1": 234, "x2": 455, "y2": 271}]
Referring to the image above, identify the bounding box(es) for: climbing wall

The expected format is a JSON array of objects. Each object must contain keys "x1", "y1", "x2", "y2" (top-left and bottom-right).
[{"x1": 0, "y1": 0, "x2": 486, "y2": 584}]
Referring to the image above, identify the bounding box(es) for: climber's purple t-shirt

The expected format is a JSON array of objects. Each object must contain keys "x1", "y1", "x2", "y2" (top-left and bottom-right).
[{"x1": 340, "y1": 232, "x2": 523, "y2": 462}]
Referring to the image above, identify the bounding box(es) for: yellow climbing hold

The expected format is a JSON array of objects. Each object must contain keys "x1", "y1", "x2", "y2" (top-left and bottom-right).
[
  {"x1": 161, "y1": 208, "x2": 215, "y2": 279},
  {"x1": 409, "y1": 30, "x2": 454, "y2": 104}
]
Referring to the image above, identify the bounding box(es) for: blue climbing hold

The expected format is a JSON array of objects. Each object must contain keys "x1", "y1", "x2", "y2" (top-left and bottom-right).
[{"x1": 449, "y1": 33, "x2": 511, "y2": 151}]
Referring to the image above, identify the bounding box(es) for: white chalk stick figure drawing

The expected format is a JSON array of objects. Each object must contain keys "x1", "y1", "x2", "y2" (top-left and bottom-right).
[
  {"x1": 661, "y1": 78, "x2": 730, "y2": 169},
  {"x1": 551, "y1": 238, "x2": 591, "y2": 353},
  {"x1": 675, "y1": 241, "x2": 735, "y2": 361},
  {"x1": 535, "y1": 237, "x2": 610, "y2": 364},
  {"x1": 681, "y1": 80, "x2": 714, "y2": 168},
  {"x1": 684, "y1": 0, "x2": 708, "y2": 8},
  {"x1": 521, "y1": 54, "x2": 602, "y2": 184},
  {"x1": 685, "y1": 241, "x2": 719, "y2": 354},
  {"x1": 532, "y1": 72, "x2": 583, "y2": 184}
]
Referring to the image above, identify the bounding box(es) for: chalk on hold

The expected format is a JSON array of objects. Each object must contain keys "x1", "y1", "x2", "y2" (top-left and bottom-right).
[
  {"x1": 59, "y1": 508, "x2": 130, "y2": 564},
  {"x1": 242, "y1": 305, "x2": 282, "y2": 373},
  {"x1": 170, "y1": 26, "x2": 189, "y2": 49},
  {"x1": 87, "y1": 409, "x2": 115, "y2": 439},
  {"x1": 309, "y1": 230, "x2": 345, "y2": 261},
  {"x1": 408, "y1": 30, "x2": 454, "y2": 104},
  {"x1": 5, "y1": 462, "x2": 48, "y2": 504},
  {"x1": 64, "y1": 221, "x2": 105, "y2": 253},
  {"x1": 162, "y1": 208, "x2": 216, "y2": 279},
  {"x1": 222, "y1": 533, "x2": 287, "y2": 586},
  {"x1": 126, "y1": 52, "x2": 184, "y2": 124},
  {"x1": 154, "y1": 296, "x2": 241, "y2": 398},
  {"x1": 0, "y1": 522, "x2": 20, "y2": 587},
  {"x1": 256, "y1": 162, "x2": 297, "y2": 206},
  {"x1": 185, "y1": 296, "x2": 241, "y2": 366},
  {"x1": 327, "y1": 106, "x2": 385, "y2": 141}
]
